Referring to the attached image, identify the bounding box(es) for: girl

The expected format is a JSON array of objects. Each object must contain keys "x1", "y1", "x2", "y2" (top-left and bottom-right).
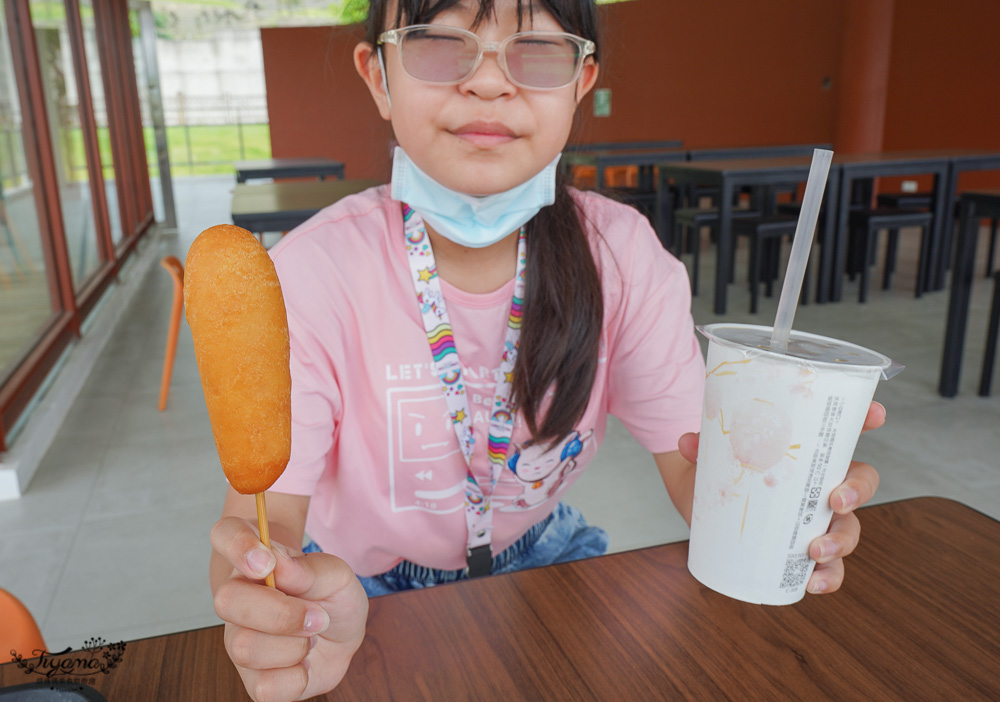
[{"x1": 209, "y1": 1, "x2": 884, "y2": 699}]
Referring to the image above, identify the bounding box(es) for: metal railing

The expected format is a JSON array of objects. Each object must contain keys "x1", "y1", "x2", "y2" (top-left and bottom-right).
[
  {"x1": 1, "y1": 94, "x2": 272, "y2": 185},
  {"x1": 164, "y1": 94, "x2": 270, "y2": 173}
]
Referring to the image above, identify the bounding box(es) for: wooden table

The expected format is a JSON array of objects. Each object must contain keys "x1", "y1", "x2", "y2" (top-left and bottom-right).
[
  {"x1": 234, "y1": 158, "x2": 346, "y2": 183},
  {"x1": 657, "y1": 156, "x2": 841, "y2": 314},
  {"x1": 939, "y1": 189, "x2": 1000, "y2": 397},
  {"x1": 4, "y1": 497, "x2": 998, "y2": 700},
  {"x1": 230, "y1": 179, "x2": 382, "y2": 234}
]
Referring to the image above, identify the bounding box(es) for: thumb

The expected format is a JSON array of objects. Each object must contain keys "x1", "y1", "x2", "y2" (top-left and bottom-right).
[{"x1": 678, "y1": 432, "x2": 699, "y2": 465}]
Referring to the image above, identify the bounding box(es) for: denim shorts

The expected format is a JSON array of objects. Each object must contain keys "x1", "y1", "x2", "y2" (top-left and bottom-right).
[{"x1": 302, "y1": 502, "x2": 608, "y2": 598}]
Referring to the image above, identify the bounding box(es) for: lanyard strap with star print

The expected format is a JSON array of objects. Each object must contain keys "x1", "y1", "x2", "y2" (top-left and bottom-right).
[{"x1": 401, "y1": 204, "x2": 527, "y2": 577}]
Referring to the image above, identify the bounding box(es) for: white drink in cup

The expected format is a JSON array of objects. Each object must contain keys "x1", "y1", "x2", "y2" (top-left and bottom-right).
[{"x1": 687, "y1": 323, "x2": 901, "y2": 605}]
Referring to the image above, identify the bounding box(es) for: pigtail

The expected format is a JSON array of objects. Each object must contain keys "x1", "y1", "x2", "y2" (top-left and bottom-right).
[{"x1": 513, "y1": 171, "x2": 603, "y2": 445}]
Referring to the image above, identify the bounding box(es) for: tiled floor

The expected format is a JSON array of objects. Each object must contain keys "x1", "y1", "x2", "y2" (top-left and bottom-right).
[{"x1": 2, "y1": 175, "x2": 998, "y2": 652}]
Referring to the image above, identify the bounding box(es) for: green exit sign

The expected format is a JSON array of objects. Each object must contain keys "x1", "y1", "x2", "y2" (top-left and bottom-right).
[{"x1": 593, "y1": 88, "x2": 611, "y2": 117}]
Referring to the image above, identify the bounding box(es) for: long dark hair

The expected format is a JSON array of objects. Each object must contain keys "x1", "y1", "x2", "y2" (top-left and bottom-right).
[{"x1": 366, "y1": 0, "x2": 603, "y2": 446}]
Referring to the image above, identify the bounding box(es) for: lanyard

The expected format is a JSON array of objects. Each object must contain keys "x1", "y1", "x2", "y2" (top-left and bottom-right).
[{"x1": 402, "y1": 204, "x2": 527, "y2": 577}]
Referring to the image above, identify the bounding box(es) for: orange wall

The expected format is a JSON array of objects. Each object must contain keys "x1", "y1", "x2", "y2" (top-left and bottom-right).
[
  {"x1": 833, "y1": 0, "x2": 894, "y2": 154},
  {"x1": 263, "y1": 1, "x2": 844, "y2": 179},
  {"x1": 263, "y1": 0, "x2": 1000, "y2": 187},
  {"x1": 262, "y1": 24, "x2": 392, "y2": 181},
  {"x1": 578, "y1": 0, "x2": 843, "y2": 148},
  {"x1": 881, "y1": 0, "x2": 1000, "y2": 190}
]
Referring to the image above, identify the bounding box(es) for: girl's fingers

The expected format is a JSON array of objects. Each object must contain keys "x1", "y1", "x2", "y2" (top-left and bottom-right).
[
  {"x1": 808, "y1": 557, "x2": 845, "y2": 595},
  {"x1": 270, "y1": 548, "x2": 361, "y2": 605},
  {"x1": 677, "y1": 432, "x2": 699, "y2": 464},
  {"x1": 233, "y1": 658, "x2": 310, "y2": 702},
  {"x1": 225, "y1": 624, "x2": 313, "y2": 670},
  {"x1": 861, "y1": 401, "x2": 886, "y2": 434},
  {"x1": 273, "y1": 552, "x2": 369, "y2": 647},
  {"x1": 831, "y1": 461, "x2": 880, "y2": 514},
  {"x1": 268, "y1": 549, "x2": 369, "y2": 645},
  {"x1": 211, "y1": 516, "x2": 277, "y2": 581},
  {"x1": 809, "y1": 511, "x2": 861, "y2": 564},
  {"x1": 214, "y1": 577, "x2": 331, "y2": 638}
]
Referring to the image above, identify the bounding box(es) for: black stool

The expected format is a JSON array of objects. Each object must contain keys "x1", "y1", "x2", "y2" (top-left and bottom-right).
[
  {"x1": 980, "y1": 271, "x2": 1000, "y2": 397},
  {"x1": 730, "y1": 215, "x2": 804, "y2": 314},
  {"x1": 848, "y1": 208, "x2": 935, "y2": 303},
  {"x1": 672, "y1": 207, "x2": 760, "y2": 295}
]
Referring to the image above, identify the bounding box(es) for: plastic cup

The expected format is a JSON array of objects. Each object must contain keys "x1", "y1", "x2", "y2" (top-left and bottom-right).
[{"x1": 687, "y1": 323, "x2": 900, "y2": 605}]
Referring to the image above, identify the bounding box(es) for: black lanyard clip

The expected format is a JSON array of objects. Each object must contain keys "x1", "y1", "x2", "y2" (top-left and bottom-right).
[{"x1": 466, "y1": 545, "x2": 493, "y2": 578}]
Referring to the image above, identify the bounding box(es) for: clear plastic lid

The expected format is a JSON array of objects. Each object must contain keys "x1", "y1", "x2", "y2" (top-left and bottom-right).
[{"x1": 698, "y1": 323, "x2": 903, "y2": 379}]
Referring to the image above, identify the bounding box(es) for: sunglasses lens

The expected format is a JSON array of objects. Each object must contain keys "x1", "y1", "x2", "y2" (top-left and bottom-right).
[
  {"x1": 400, "y1": 27, "x2": 479, "y2": 82},
  {"x1": 506, "y1": 36, "x2": 581, "y2": 88}
]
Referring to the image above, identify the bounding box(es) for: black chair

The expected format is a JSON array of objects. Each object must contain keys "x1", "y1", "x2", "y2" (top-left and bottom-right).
[
  {"x1": 607, "y1": 187, "x2": 657, "y2": 230},
  {"x1": 672, "y1": 207, "x2": 761, "y2": 295},
  {"x1": 880, "y1": 192, "x2": 999, "y2": 279},
  {"x1": 730, "y1": 215, "x2": 804, "y2": 313},
  {"x1": 980, "y1": 271, "x2": 1000, "y2": 397},
  {"x1": 848, "y1": 208, "x2": 934, "y2": 303}
]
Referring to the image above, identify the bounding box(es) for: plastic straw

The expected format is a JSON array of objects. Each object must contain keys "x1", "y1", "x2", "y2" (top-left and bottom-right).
[{"x1": 770, "y1": 148, "x2": 834, "y2": 353}]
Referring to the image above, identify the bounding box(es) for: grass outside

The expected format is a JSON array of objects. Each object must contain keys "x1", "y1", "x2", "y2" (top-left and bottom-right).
[{"x1": 56, "y1": 123, "x2": 272, "y2": 181}]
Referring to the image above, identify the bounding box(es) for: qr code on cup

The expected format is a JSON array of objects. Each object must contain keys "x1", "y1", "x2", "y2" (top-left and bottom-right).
[{"x1": 779, "y1": 554, "x2": 813, "y2": 590}]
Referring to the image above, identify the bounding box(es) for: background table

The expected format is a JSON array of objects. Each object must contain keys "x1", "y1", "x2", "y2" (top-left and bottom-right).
[
  {"x1": 564, "y1": 139, "x2": 683, "y2": 153},
  {"x1": 939, "y1": 190, "x2": 1000, "y2": 396},
  {"x1": 562, "y1": 147, "x2": 687, "y2": 190},
  {"x1": 4, "y1": 498, "x2": 997, "y2": 700},
  {"x1": 234, "y1": 157, "x2": 346, "y2": 183},
  {"x1": 935, "y1": 151, "x2": 1000, "y2": 289},
  {"x1": 657, "y1": 157, "x2": 841, "y2": 314},
  {"x1": 829, "y1": 151, "x2": 954, "y2": 302},
  {"x1": 230, "y1": 179, "x2": 382, "y2": 233}
]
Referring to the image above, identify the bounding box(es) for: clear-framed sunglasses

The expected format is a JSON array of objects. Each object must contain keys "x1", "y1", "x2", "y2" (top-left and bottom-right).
[{"x1": 378, "y1": 24, "x2": 596, "y2": 90}]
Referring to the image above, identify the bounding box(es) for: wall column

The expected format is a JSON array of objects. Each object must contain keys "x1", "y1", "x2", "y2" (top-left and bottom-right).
[{"x1": 833, "y1": 0, "x2": 895, "y2": 154}]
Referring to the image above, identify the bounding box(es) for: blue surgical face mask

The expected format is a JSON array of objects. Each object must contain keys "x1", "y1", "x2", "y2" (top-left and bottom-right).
[{"x1": 390, "y1": 146, "x2": 561, "y2": 249}]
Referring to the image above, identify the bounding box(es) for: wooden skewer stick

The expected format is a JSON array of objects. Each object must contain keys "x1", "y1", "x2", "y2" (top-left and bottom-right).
[{"x1": 255, "y1": 491, "x2": 276, "y2": 588}]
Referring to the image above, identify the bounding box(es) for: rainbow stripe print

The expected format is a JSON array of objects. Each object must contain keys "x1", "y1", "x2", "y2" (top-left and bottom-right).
[
  {"x1": 426, "y1": 323, "x2": 457, "y2": 363},
  {"x1": 507, "y1": 294, "x2": 524, "y2": 330},
  {"x1": 487, "y1": 435, "x2": 511, "y2": 464}
]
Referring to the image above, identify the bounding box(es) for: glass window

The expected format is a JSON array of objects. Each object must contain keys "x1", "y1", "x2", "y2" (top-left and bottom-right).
[
  {"x1": 30, "y1": 0, "x2": 102, "y2": 292},
  {"x1": 79, "y1": 0, "x2": 122, "y2": 245},
  {"x1": 0, "y1": 0, "x2": 57, "y2": 378},
  {"x1": 130, "y1": 6, "x2": 157, "y2": 223}
]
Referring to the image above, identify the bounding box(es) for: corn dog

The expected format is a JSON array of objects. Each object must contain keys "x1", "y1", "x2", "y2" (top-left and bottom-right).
[{"x1": 184, "y1": 224, "x2": 291, "y2": 495}]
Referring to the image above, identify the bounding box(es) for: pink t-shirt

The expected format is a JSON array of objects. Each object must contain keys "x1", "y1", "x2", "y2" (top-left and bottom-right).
[{"x1": 268, "y1": 185, "x2": 705, "y2": 575}]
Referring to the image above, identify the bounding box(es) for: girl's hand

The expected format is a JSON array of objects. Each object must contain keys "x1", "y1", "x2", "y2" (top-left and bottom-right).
[
  {"x1": 211, "y1": 517, "x2": 368, "y2": 702},
  {"x1": 677, "y1": 401, "x2": 886, "y2": 596},
  {"x1": 804, "y1": 401, "x2": 884, "y2": 594}
]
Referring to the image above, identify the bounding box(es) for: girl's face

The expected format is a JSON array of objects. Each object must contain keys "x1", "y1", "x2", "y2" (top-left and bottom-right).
[{"x1": 356, "y1": 0, "x2": 599, "y2": 196}]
